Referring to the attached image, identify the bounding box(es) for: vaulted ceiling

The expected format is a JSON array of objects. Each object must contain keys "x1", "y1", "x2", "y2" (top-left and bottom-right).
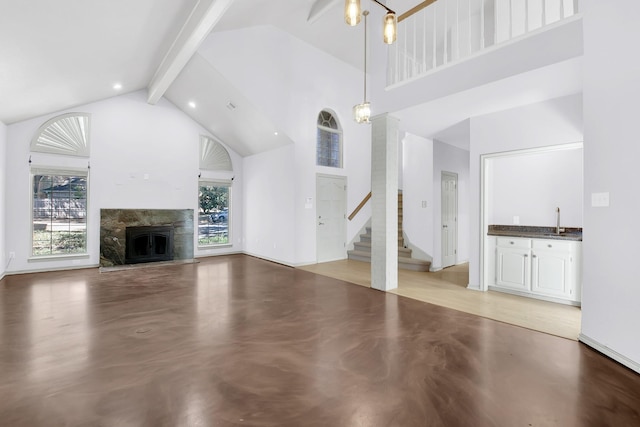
[{"x1": 0, "y1": 0, "x2": 583, "y2": 155}]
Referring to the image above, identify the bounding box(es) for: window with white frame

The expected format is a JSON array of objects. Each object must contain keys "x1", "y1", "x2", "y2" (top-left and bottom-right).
[
  {"x1": 316, "y1": 110, "x2": 343, "y2": 168},
  {"x1": 31, "y1": 168, "x2": 88, "y2": 256},
  {"x1": 198, "y1": 180, "x2": 231, "y2": 246}
]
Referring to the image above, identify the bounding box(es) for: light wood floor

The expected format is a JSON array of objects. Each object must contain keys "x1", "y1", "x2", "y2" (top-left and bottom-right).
[{"x1": 298, "y1": 260, "x2": 581, "y2": 340}]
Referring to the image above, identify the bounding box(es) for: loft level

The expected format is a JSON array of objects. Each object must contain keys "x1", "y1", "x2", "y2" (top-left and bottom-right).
[{"x1": 388, "y1": 0, "x2": 580, "y2": 87}]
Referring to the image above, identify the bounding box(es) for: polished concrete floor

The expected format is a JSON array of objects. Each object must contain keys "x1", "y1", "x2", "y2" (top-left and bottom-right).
[{"x1": 1, "y1": 254, "x2": 639, "y2": 426}]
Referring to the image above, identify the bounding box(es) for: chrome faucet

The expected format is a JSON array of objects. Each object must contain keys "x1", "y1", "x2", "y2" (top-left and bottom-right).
[{"x1": 556, "y1": 207, "x2": 561, "y2": 235}]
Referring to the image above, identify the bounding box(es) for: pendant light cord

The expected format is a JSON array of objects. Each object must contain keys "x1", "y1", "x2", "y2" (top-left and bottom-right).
[{"x1": 363, "y1": 10, "x2": 368, "y2": 102}]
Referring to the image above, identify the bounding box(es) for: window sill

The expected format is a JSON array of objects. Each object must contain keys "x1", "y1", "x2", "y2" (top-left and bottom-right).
[{"x1": 28, "y1": 253, "x2": 90, "y2": 262}]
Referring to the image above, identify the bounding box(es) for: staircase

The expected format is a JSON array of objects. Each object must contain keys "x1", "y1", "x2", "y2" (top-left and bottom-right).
[{"x1": 347, "y1": 193, "x2": 431, "y2": 272}]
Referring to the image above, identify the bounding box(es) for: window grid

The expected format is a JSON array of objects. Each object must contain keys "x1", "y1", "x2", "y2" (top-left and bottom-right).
[
  {"x1": 32, "y1": 174, "x2": 87, "y2": 256},
  {"x1": 198, "y1": 182, "x2": 231, "y2": 246},
  {"x1": 316, "y1": 110, "x2": 342, "y2": 168}
]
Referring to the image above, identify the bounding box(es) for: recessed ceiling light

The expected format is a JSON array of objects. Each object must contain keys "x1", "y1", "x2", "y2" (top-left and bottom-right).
[
  {"x1": 113, "y1": 83, "x2": 122, "y2": 91},
  {"x1": 188, "y1": 101, "x2": 196, "y2": 109},
  {"x1": 274, "y1": 131, "x2": 279, "y2": 136}
]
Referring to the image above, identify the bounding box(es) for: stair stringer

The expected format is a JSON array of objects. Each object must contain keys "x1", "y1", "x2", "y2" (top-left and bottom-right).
[
  {"x1": 402, "y1": 231, "x2": 434, "y2": 270},
  {"x1": 348, "y1": 217, "x2": 371, "y2": 251}
]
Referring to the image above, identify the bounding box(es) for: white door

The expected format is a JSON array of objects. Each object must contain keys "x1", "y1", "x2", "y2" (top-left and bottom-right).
[
  {"x1": 316, "y1": 175, "x2": 347, "y2": 263},
  {"x1": 441, "y1": 172, "x2": 458, "y2": 268}
]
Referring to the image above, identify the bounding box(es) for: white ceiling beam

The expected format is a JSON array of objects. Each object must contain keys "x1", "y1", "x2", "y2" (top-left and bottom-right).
[
  {"x1": 147, "y1": 0, "x2": 235, "y2": 105},
  {"x1": 307, "y1": 0, "x2": 340, "y2": 24}
]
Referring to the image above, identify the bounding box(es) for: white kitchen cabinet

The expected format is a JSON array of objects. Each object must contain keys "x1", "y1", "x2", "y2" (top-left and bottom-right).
[
  {"x1": 489, "y1": 236, "x2": 581, "y2": 305},
  {"x1": 496, "y1": 237, "x2": 531, "y2": 291},
  {"x1": 530, "y1": 240, "x2": 575, "y2": 299}
]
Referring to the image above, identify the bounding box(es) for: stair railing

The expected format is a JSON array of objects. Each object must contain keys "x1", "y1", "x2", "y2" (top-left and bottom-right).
[
  {"x1": 387, "y1": 0, "x2": 580, "y2": 87},
  {"x1": 348, "y1": 191, "x2": 372, "y2": 221}
]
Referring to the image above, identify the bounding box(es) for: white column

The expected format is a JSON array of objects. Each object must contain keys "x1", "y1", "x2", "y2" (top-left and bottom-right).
[{"x1": 370, "y1": 114, "x2": 399, "y2": 291}]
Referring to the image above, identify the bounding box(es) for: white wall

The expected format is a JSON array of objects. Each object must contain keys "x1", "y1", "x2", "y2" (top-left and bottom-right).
[
  {"x1": 469, "y1": 94, "x2": 583, "y2": 289},
  {"x1": 433, "y1": 140, "x2": 471, "y2": 270},
  {"x1": 580, "y1": 0, "x2": 640, "y2": 371},
  {"x1": 401, "y1": 133, "x2": 434, "y2": 261},
  {"x1": 4, "y1": 91, "x2": 243, "y2": 273},
  {"x1": 198, "y1": 26, "x2": 372, "y2": 265},
  {"x1": 489, "y1": 148, "x2": 583, "y2": 227},
  {"x1": 243, "y1": 145, "x2": 296, "y2": 265},
  {"x1": 0, "y1": 121, "x2": 6, "y2": 279}
]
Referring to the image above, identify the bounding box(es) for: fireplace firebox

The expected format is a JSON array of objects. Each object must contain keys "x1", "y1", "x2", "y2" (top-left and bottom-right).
[{"x1": 125, "y1": 226, "x2": 174, "y2": 264}]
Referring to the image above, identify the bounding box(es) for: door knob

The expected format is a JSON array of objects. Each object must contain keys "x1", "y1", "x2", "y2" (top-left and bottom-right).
[{"x1": 319, "y1": 222, "x2": 325, "y2": 225}]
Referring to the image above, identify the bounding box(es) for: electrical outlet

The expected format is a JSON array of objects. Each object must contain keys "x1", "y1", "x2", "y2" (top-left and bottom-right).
[{"x1": 9, "y1": 251, "x2": 15, "y2": 259}]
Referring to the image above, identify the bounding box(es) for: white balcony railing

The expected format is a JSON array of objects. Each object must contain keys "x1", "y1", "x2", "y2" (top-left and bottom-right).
[{"x1": 387, "y1": 0, "x2": 579, "y2": 86}]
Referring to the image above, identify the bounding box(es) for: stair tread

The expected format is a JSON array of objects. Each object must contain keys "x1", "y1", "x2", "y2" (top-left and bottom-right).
[
  {"x1": 348, "y1": 250, "x2": 428, "y2": 263},
  {"x1": 354, "y1": 242, "x2": 411, "y2": 252}
]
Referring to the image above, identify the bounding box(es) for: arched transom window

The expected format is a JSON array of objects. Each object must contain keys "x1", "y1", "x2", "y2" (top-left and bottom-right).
[{"x1": 316, "y1": 110, "x2": 342, "y2": 168}]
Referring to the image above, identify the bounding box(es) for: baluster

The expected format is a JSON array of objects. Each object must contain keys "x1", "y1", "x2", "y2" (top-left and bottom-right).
[
  {"x1": 480, "y1": 0, "x2": 485, "y2": 49},
  {"x1": 403, "y1": 21, "x2": 408, "y2": 81},
  {"x1": 468, "y1": 0, "x2": 472, "y2": 54},
  {"x1": 433, "y1": 4, "x2": 437, "y2": 69},
  {"x1": 573, "y1": 0, "x2": 578, "y2": 14},
  {"x1": 542, "y1": 0, "x2": 546, "y2": 26},
  {"x1": 560, "y1": 0, "x2": 564, "y2": 19},
  {"x1": 508, "y1": 0, "x2": 513, "y2": 39},
  {"x1": 413, "y1": 15, "x2": 418, "y2": 77},
  {"x1": 456, "y1": 0, "x2": 460, "y2": 61},
  {"x1": 423, "y1": 7, "x2": 427, "y2": 74},
  {"x1": 444, "y1": 0, "x2": 449, "y2": 64},
  {"x1": 525, "y1": 0, "x2": 529, "y2": 33}
]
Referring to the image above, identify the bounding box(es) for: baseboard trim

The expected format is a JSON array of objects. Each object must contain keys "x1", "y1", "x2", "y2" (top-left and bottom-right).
[
  {"x1": 579, "y1": 333, "x2": 640, "y2": 375},
  {"x1": 242, "y1": 251, "x2": 296, "y2": 268},
  {"x1": 194, "y1": 251, "x2": 243, "y2": 259},
  {"x1": 488, "y1": 285, "x2": 581, "y2": 306},
  {"x1": 7, "y1": 264, "x2": 100, "y2": 276}
]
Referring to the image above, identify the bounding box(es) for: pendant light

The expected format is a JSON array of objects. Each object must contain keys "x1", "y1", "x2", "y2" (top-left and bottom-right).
[
  {"x1": 383, "y1": 11, "x2": 397, "y2": 44},
  {"x1": 344, "y1": 0, "x2": 397, "y2": 45},
  {"x1": 345, "y1": 0, "x2": 361, "y2": 26},
  {"x1": 353, "y1": 10, "x2": 371, "y2": 123}
]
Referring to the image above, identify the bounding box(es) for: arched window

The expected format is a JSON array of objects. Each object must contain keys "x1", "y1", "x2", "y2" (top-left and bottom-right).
[
  {"x1": 199, "y1": 135, "x2": 233, "y2": 171},
  {"x1": 316, "y1": 110, "x2": 342, "y2": 168},
  {"x1": 31, "y1": 113, "x2": 90, "y2": 157}
]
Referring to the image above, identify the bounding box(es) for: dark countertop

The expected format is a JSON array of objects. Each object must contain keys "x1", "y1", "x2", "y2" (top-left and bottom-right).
[{"x1": 488, "y1": 225, "x2": 582, "y2": 241}]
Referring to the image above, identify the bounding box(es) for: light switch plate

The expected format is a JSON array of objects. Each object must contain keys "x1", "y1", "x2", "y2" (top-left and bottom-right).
[
  {"x1": 591, "y1": 192, "x2": 610, "y2": 207},
  {"x1": 513, "y1": 216, "x2": 520, "y2": 225}
]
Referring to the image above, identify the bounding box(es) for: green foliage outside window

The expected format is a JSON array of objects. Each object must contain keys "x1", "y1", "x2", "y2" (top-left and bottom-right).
[{"x1": 198, "y1": 183, "x2": 230, "y2": 246}]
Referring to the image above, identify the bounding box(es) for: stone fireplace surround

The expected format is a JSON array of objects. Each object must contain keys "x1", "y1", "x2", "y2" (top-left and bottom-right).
[{"x1": 100, "y1": 209, "x2": 194, "y2": 267}]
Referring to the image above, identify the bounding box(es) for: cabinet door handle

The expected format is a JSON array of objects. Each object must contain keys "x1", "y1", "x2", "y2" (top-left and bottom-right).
[
  {"x1": 532, "y1": 254, "x2": 537, "y2": 258},
  {"x1": 547, "y1": 244, "x2": 552, "y2": 248},
  {"x1": 524, "y1": 254, "x2": 528, "y2": 258},
  {"x1": 510, "y1": 241, "x2": 514, "y2": 245}
]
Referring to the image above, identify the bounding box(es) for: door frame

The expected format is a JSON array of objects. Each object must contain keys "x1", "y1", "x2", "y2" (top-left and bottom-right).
[
  {"x1": 479, "y1": 142, "x2": 583, "y2": 291},
  {"x1": 316, "y1": 173, "x2": 347, "y2": 263},
  {"x1": 441, "y1": 171, "x2": 458, "y2": 268}
]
